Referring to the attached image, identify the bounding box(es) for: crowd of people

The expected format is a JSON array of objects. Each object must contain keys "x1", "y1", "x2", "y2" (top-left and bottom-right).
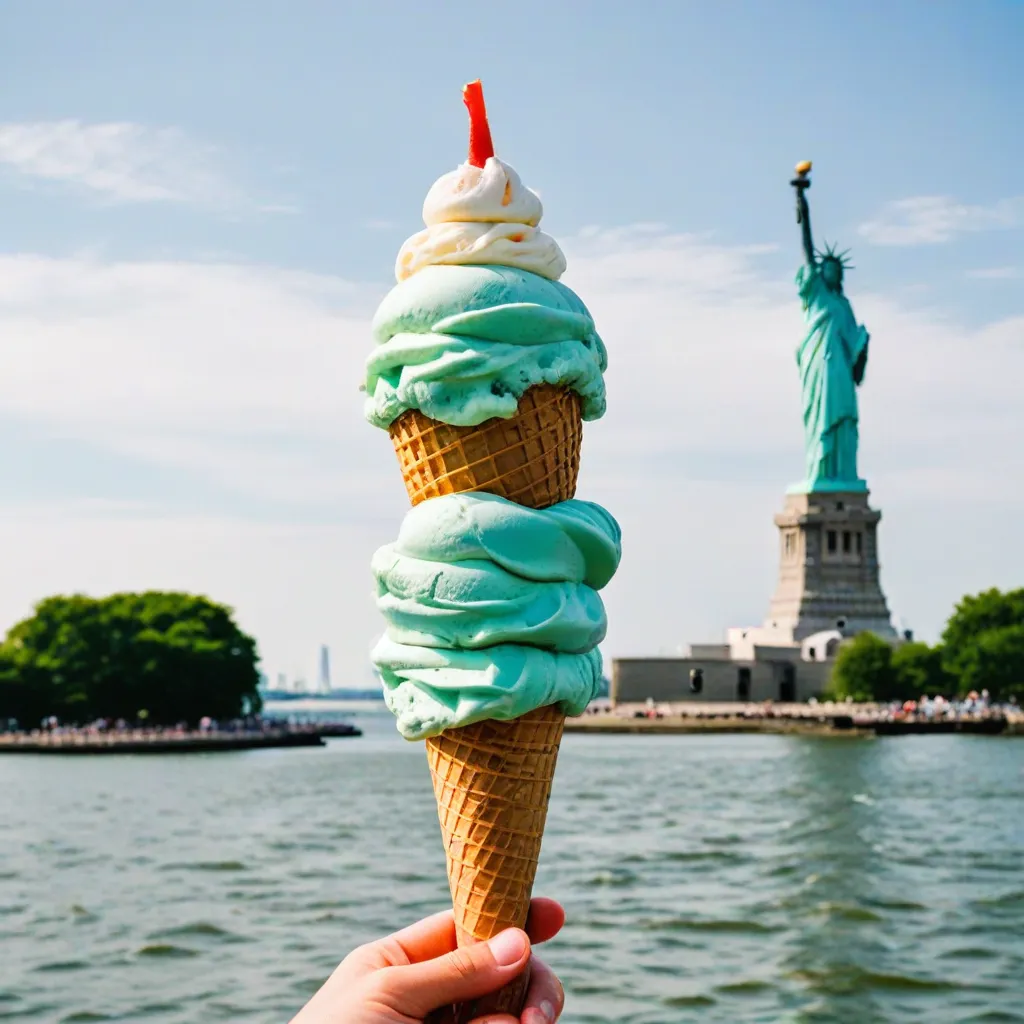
[
  {"x1": 871, "y1": 689, "x2": 1018, "y2": 723},
  {"x1": 0, "y1": 713, "x2": 311, "y2": 738},
  {"x1": 597, "y1": 691, "x2": 1019, "y2": 724}
]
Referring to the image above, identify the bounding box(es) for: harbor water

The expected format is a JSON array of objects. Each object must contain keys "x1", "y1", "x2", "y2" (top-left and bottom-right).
[{"x1": 2, "y1": 713, "x2": 1021, "y2": 1023}]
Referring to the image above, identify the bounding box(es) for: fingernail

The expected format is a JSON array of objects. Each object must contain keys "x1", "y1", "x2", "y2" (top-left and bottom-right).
[
  {"x1": 487, "y1": 928, "x2": 527, "y2": 967},
  {"x1": 522, "y1": 1005, "x2": 556, "y2": 1024}
]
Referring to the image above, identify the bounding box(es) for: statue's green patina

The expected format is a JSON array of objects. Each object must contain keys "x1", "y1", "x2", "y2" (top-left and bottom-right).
[{"x1": 790, "y1": 164, "x2": 870, "y2": 494}]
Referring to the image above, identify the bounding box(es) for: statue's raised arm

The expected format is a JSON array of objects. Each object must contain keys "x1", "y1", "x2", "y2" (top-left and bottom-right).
[{"x1": 791, "y1": 161, "x2": 815, "y2": 266}]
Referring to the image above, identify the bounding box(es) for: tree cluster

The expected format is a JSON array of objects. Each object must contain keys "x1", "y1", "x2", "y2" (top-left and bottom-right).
[
  {"x1": 830, "y1": 587, "x2": 1024, "y2": 703},
  {"x1": 0, "y1": 591, "x2": 261, "y2": 726}
]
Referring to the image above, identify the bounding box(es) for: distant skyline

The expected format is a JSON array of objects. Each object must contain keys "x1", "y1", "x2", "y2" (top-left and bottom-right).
[{"x1": 1, "y1": 1, "x2": 1022, "y2": 685}]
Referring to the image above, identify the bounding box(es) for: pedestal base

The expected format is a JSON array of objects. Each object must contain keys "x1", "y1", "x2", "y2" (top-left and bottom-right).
[{"x1": 765, "y1": 488, "x2": 896, "y2": 642}]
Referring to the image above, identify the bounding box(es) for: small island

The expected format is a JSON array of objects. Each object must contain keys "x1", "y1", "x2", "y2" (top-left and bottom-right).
[{"x1": 0, "y1": 591, "x2": 358, "y2": 752}]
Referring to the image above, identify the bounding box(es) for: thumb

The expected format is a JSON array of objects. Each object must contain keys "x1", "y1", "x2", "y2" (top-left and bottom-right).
[{"x1": 374, "y1": 928, "x2": 531, "y2": 1017}]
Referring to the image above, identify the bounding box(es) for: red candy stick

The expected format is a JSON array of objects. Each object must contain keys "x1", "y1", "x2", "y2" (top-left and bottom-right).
[{"x1": 463, "y1": 80, "x2": 494, "y2": 168}]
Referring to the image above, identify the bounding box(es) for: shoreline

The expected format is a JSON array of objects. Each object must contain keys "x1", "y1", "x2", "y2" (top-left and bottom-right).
[
  {"x1": 0, "y1": 725, "x2": 360, "y2": 754},
  {"x1": 564, "y1": 716, "x2": 864, "y2": 736},
  {"x1": 565, "y1": 704, "x2": 1021, "y2": 737}
]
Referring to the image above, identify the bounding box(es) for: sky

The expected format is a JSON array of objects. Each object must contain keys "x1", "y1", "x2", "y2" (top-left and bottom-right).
[{"x1": 0, "y1": 0, "x2": 1022, "y2": 688}]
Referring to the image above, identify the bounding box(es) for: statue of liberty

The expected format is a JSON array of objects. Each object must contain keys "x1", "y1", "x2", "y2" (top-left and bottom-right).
[{"x1": 789, "y1": 162, "x2": 870, "y2": 493}]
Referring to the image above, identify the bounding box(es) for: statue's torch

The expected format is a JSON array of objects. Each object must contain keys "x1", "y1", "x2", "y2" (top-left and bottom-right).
[{"x1": 792, "y1": 160, "x2": 812, "y2": 222}]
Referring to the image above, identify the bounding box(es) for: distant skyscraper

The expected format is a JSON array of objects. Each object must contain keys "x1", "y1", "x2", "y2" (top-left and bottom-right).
[
  {"x1": 276, "y1": 671, "x2": 287, "y2": 692},
  {"x1": 318, "y1": 645, "x2": 332, "y2": 694}
]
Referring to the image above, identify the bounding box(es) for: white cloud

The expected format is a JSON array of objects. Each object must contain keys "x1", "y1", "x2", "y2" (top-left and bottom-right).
[
  {"x1": 0, "y1": 233, "x2": 1023, "y2": 681},
  {"x1": 564, "y1": 229, "x2": 1024, "y2": 460},
  {"x1": 858, "y1": 195, "x2": 1024, "y2": 246},
  {"x1": 0, "y1": 254, "x2": 395, "y2": 503},
  {"x1": 0, "y1": 120, "x2": 266, "y2": 209},
  {"x1": 967, "y1": 266, "x2": 1021, "y2": 281}
]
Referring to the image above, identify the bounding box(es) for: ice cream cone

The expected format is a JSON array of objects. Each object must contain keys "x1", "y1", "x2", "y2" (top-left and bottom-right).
[
  {"x1": 425, "y1": 704, "x2": 566, "y2": 1022},
  {"x1": 400, "y1": 380, "x2": 576, "y2": 1016},
  {"x1": 388, "y1": 384, "x2": 582, "y2": 509},
  {"x1": 377, "y1": 80, "x2": 609, "y2": 1023}
]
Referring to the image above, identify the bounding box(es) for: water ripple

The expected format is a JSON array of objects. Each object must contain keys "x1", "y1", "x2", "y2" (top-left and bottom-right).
[
  {"x1": 0, "y1": 719, "x2": 1021, "y2": 1022},
  {"x1": 135, "y1": 943, "x2": 199, "y2": 959}
]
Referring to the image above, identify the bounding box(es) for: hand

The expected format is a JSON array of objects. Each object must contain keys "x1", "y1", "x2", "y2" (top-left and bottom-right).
[{"x1": 291, "y1": 898, "x2": 566, "y2": 1024}]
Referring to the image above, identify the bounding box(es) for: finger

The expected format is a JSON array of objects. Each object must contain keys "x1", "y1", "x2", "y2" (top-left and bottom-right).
[
  {"x1": 373, "y1": 927, "x2": 531, "y2": 1018},
  {"x1": 383, "y1": 909, "x2": 457, "y2": 965},
  {"x1": 383, "y1": 897, "x2": 563, "y2": 968},
  {"x1": 524, "y1": 899, "x2": 565, "y2": 946},
  {"x1": 520, "y1": 956, "x2": 564, "y2": 1023}
]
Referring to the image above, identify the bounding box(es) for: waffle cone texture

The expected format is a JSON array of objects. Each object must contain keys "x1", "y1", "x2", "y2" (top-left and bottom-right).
[
  {"x1": 425, "y1": 704, "x2": 566, "y2": 1020},
  {"x1": 389, "y1": 384, "x2": 581, "y2": 509},
  {"x1": 393, "y1": 385, "x2": 579, "y2": 1019}
]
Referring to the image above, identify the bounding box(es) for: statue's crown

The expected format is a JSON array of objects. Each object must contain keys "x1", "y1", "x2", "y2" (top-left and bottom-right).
[{"x1": 816, "y1": 241, "x2": 854, "y2": 270}]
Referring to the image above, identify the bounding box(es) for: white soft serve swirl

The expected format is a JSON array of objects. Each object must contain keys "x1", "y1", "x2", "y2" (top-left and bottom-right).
[{"x1": 395, "y1": 157, "x2": 567, "y2": 283}]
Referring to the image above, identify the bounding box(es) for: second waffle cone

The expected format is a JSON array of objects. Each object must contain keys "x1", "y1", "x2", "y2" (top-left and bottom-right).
[
  {"x1": 388, "y1": 384, "x2": 581, "y2": 509},
  {"x1": 425, "y1": 704, "x2": 566, "y2": 1021}
]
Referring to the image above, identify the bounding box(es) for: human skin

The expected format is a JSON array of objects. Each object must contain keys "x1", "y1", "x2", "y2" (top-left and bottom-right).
[{"x1": 290, "y1": 898, "x2": 566, "y2": 1024}]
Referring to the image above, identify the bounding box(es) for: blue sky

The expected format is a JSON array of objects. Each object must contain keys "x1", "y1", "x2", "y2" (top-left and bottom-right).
[{"x1": 0, "y1": 1, "x2": 1022, "y2": 686}]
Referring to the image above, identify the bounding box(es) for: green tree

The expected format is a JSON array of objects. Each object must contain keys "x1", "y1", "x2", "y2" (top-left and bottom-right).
[
  {"x1": 941, "y1": 588, "x2": 1024, "y2": 652},
  {"x1": 954, "y1": 624, "x2": 1024, "y2": 701},
  {"x1": 829, "y1": 631, "x2": 896, "y2": 702},
  {"x1": 0, "y1": 591, "x2": 261, "y2": 725},
  {"x1": 941, "y1": 588, "x2": 1024, "y2": 698},
  {"x1": 0, "y1": 644, "x2": 35, "y2": 725},
  {"x1": 891, "y1": 642, "x2": 952, "y2": 698}
]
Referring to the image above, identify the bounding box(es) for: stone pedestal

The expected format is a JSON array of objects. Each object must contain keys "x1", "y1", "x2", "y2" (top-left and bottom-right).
[{"x1": 765, "y1": 489, "x2": 896, "y2": 641}]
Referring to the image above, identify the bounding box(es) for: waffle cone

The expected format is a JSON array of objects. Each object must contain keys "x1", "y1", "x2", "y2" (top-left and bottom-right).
[
  {"x1": 393, "y1": 385, "x2": 579, "y2": 1018},
  {"x1": 389, "y1": 384, "x2": 581, "y2": 509},
  {"x1": 425, "y1": 704, "x2": 566, "y2": 1021}
]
